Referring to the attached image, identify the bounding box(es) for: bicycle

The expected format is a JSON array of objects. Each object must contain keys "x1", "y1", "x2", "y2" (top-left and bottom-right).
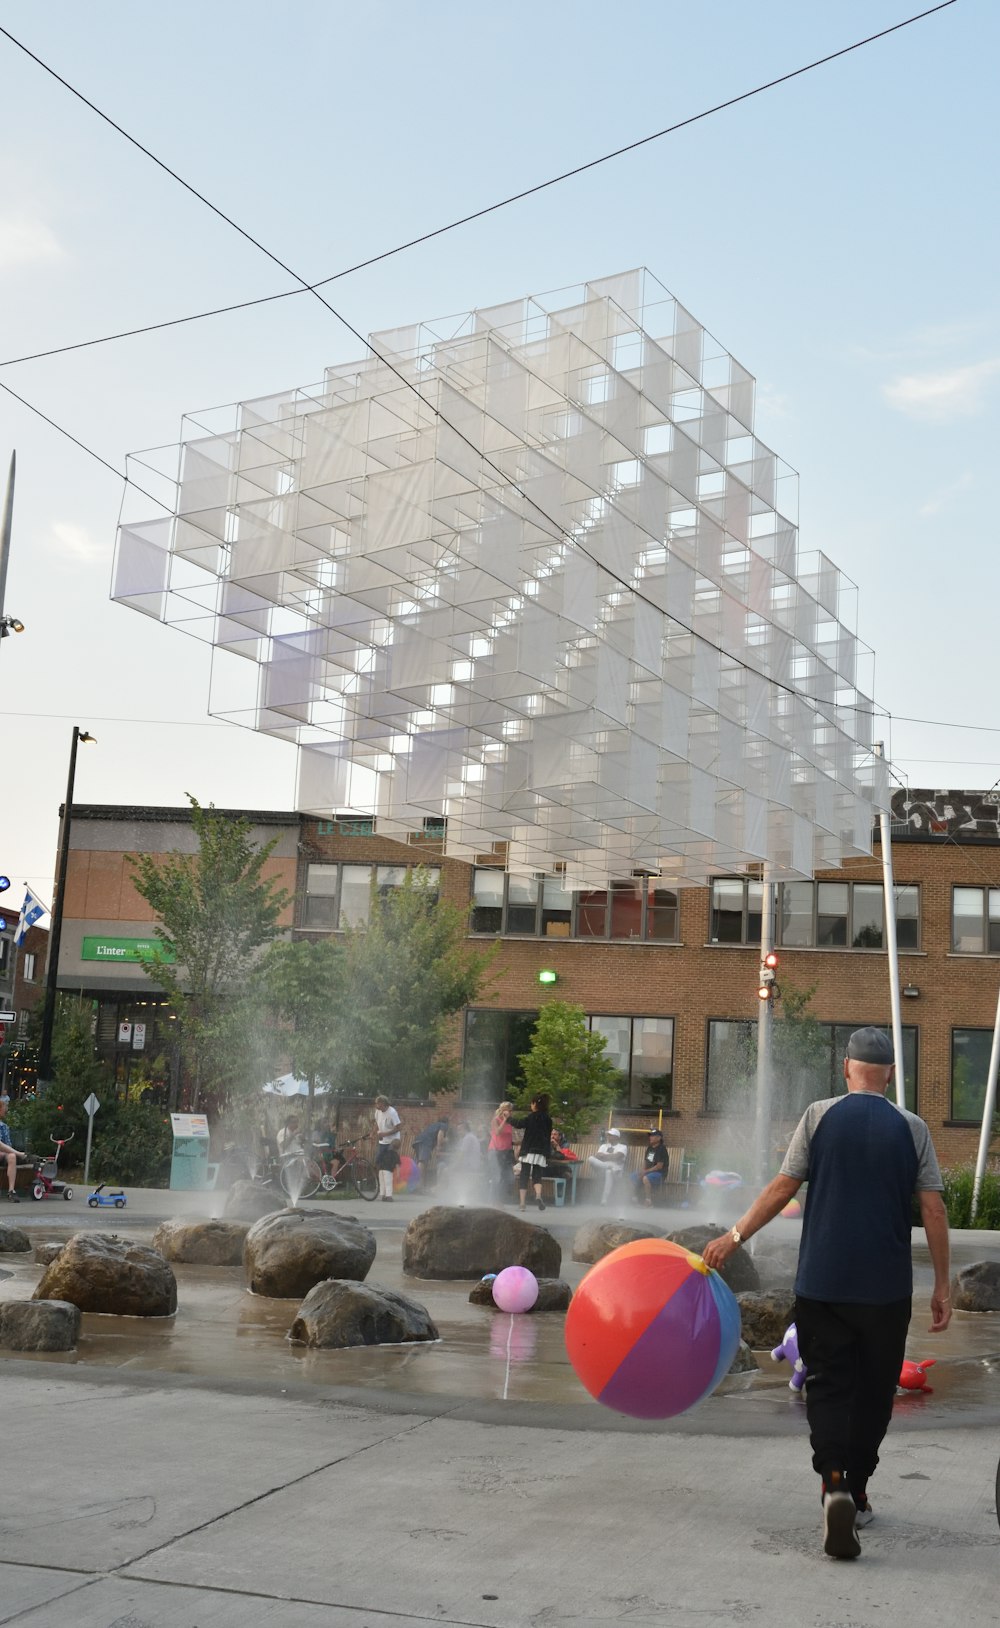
[{"x1": 279, "y1": 1140, "x2": 379, "y2": 1202}]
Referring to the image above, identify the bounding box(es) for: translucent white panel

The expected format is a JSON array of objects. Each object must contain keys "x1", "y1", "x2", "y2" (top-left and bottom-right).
[{"x1": 113, "y1": 269, "x2": 883, "y2": 887}]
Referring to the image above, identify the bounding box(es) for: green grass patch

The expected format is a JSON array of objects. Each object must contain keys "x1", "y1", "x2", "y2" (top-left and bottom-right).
[{"x1": 941, "y1": 1164, "x2": 1000, "y2": 1229}]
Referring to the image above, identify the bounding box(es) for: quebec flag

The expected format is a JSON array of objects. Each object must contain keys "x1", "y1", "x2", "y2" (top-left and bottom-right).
[{"x1": 15, "y1": 888, "x2": 47, "y2": 946}]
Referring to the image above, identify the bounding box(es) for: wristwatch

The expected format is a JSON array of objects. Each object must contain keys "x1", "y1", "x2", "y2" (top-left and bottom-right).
[{"x1": 730, "y1": 1226, "x2": 743, "y2": 1246}]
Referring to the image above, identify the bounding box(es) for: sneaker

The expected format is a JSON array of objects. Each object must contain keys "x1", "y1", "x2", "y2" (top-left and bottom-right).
[
  {"x1": 6, "y1": 1192, "x2": 20, "y2": 1203},
  {"x1": 536, "y1": 1198, "x2": 546, "y2": 1211},
  {"x1": 822, "y1": 1471, "x2": 861, "y2": 1559},
  {"x1": 854, "y1": 1500, "x2": 874, "y2": 1529}
]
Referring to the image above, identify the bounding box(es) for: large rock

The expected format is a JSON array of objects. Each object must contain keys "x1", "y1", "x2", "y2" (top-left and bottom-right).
[
  {"x1": 34, "y1": 1234, "x2": 177, "y2": 1317},
  {"x1": 244, "y1": 1209, "x2": 376, "y2": 1299},
  {"x1": 951, "y1": 1261, "x2": 1000, "y2": 1312},
  {"x1": 34, "y1": 1242, "x2": 66, "y2": 1267},
  {"x1": 736, "y1": 1289, "x2": 797, "y2": 1349},
  {"x1": 0, "y1": 1224, "x2": 31, "y2": 1254},
  {"x1": 289, "y1": 1280, "x2": 438, "y2": 1348},
  {"x1": 469, "y1": 1277, "x2": 572, "y2": 1312},
  {"x1": 727, "y1": 1339, "x2": 759, "y2": 1375},
  {"x1": 152, "y1": 1218, "x2": 249, "y2": 1267},
  {"x1": 0, "y1": 1299, "x2": 81, "y2": 1351},
  {"x1": 223, "y1": 1180, "x2": 284, "y2": 1223},
  {"x1": 571, "y1": 1221, "x2": 666, "y2": 1264},
  {"x1": 665, "y1": 1225, "x2": 760, "y2": 1292},
  {"x1": 402, "y1": 1207, "x2": 561, "y2": 1280}
]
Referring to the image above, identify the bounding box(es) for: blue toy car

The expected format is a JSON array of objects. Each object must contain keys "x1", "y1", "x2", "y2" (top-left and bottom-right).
[{"x1": 87, "y1": 1183, "x2": 126, "y2": 1210}]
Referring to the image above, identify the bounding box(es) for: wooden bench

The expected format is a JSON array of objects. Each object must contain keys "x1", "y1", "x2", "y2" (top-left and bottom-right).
[{"x1": 567, "y1": 1140, "x2": 692, "y2": 1205}]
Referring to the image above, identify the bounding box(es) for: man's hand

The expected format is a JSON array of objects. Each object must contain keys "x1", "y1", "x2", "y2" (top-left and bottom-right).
[
  {"x1": 929, "y1": 1287, "x2": 952, "y2": 1333},
  {"x1": 702, "y1": 1231, "x2": 740, "y2": 1272}
]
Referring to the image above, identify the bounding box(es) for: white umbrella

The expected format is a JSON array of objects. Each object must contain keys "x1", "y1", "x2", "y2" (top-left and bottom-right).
[{"x1": 263, "y1": 1073, "x2": 331, "y2": 1098}]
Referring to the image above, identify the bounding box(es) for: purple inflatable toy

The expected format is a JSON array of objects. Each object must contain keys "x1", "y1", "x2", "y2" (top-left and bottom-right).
[{"x1": 771, "y1": 1321, "x2": 807, "y2": 1392}]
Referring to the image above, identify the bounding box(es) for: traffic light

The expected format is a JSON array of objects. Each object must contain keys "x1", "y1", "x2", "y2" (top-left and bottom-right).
[{"x1": 758, "y1": 950, "x2": 780, "y2": 1002}]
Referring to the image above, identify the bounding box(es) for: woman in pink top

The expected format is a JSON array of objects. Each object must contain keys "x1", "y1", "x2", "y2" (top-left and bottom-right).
[{"x1": 488, "y1": 1101, "x2": 516, "y2": 1203}]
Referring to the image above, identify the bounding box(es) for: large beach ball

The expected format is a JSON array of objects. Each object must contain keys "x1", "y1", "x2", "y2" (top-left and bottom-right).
[
  {"x1": 564, "y1": 1238, "x2": 741, "y2": 1419},
  {"x1": 492, "y1": 1266, "x2": 539, "y2": 1314}
]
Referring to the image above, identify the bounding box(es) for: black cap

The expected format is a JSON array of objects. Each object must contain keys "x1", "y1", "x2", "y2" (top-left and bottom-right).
[{"x1": 845, "y1": 1026, "x2": 894, "y2": 1065}]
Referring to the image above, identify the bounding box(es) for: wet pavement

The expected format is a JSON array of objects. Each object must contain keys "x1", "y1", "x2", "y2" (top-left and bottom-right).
[{"x1": 2, "y1": 1193, "x2": 999, "y2": 1431}]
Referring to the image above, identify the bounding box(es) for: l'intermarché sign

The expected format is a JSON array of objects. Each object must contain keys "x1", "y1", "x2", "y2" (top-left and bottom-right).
[{"x1": 81, "y1": 936, "x2": 177, "y2": 963}]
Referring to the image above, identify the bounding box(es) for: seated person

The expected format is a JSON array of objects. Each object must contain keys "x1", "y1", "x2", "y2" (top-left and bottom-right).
[
  {"x1": 311, "y1": 1119, "x2": 347, "y2": 1178},
  {"x1": 0, "y1": 1097, "x2": 21, "y2": 1203},
  {"x1": 587, "y1": 1127, "x2": 627, "y2": 1206},
  {"x1": 277, "y1": 1115, "x2": 305, "y2": 1158},
  {"x1": 630, "y1": 1129, "x2": 669, "y2": 1206}
]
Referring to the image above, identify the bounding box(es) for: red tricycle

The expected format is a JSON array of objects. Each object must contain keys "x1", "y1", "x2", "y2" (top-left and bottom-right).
[{"x1": 29, "y1": 1134, "x2": 74, "y2": 1202}]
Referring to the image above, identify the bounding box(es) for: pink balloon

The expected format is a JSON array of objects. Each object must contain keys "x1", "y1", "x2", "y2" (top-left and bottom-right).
[{"x1": 492, "y1": 1266, "x2": 539, "y2": 1314}]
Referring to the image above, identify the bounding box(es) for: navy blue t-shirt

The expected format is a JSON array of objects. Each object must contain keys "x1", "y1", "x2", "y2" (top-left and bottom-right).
[{"x1": 780, "y1": 1093, "x2": 942, "y2": 1304}]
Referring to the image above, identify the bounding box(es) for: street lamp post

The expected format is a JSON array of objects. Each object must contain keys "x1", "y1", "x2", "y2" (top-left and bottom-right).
[{"x1": 37, "y1": 727, "x2": 96, "y2": 1084}]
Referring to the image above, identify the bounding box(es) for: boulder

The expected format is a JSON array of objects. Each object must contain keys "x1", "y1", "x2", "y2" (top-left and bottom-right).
[
  {"x1": 244, "y1": 1209, "x2": 376, "y2": 1299},
  {"x1": 571, "y1": 1221, "x2": 666, "y2": 1264},
  {"x1": 727, "y1": 1340, "x2": 759, "y2": 1375},
  {"x1": 223, "y1": 1180, "x2": 284, "y2": 1223},
  {"x1": 736, "y1": 1289, "x2": 797, "y2": 1350},
  {"x1": 289, "y1": 1280, "x2": 438, "y2": 1348},
  {"x1": 0, "y1": 1299, "x2": 81, "y2": 1352},
  {"x1": 469, "y1": 1276, "x2": 572, "y2": 1312},
  {"x1": 152, "y1": 1218, "x2": 249, "y2": 1267},
  {"x1": 401, "y1": 1207, "x2": 561, "y2": 1280},
  {"x1": 950, "y1": 1261, "x2": 1000, "y2": 1313},
  {"x1": 34, "y1": 1242, "x2": 66, "y2": 1268},
  {"x1": 34, "y1": 1234, "x2": 177, "y2": 1317},
  {"x1": 664, "y1": 1225, "x2": 760, "y2": 1292},
  {"x1": 748, "y1": 1240, "x2": 800, "y2": 1292},
  {"x1": 0, "y1": 1224, "x2": 31, "y2": 1254}
]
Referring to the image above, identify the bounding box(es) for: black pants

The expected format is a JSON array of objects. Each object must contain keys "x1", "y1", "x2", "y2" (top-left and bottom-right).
[{"x1": 795, "y1": 1295, "x2": 911, "y2": 1496}]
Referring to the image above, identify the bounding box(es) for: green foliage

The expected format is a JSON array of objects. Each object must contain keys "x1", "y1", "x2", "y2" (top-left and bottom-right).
[
  {"x1": 941, "y1": 1165, "x2": 1000, "y2": 1230},
  {"x1": 333, "y1": 869, "x2": 493, "y2": 1098},
  {"x1": 87, "y1": 1101, "x2": 172, "y2": 1187},
  {"x1": 516, "y1": 1001, "x2": 618, "y2": 1140},
  {"x1": 260, "y1": 937, "x2": 345, "y2": 1127},
  {"x1": 128, "y1": 796, "x2": 289, "y2": 1109}
]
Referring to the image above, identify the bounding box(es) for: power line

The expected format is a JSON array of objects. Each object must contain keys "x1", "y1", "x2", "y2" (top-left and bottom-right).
[
  {"x1": 3, "y1": 710, "x2": 230, "y2": 728},
  {"x1": 0, "y1": 378, "x2": 172, "y2": 515},
  {"x1": 889, "y1": 714, "x2": 1000, "y2": 734},
  {"x1": 0, "y1": 2, "x2": 958, "y2": 371},
  {"x1": 0, "y1": 6, "x2": 952, "y2": 736}
]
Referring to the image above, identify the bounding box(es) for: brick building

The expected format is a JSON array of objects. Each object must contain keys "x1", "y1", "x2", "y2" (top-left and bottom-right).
[{"x1": 47, "y1": 791, "x2": 1000, "y2": 1168}]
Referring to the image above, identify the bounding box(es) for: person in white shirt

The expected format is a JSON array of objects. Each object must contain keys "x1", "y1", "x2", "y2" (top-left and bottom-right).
[
  {"x1": 587, "y1": 1127, "x2": 627, "y2": 1206},
  {"x1": 373, "y1": 1095, "x2": 402, "y2": 1201},
  {"x1": 277, "y1": 1116, "x2": 305, "y2": 1157}
]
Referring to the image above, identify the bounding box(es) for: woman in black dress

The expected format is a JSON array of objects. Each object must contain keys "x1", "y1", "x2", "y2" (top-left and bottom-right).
[{"x1": 511, "y1": 1093, "x2": 552, "y2": 1212}]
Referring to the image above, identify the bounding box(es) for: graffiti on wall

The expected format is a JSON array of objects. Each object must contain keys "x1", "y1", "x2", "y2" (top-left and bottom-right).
[{"x1": 891, "y1": 788, "x2": 1000, "y2": 842}]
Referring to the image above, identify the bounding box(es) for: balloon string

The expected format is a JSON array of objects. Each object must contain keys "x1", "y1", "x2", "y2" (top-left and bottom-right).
[{"x1": 502, "y1": 1313, "x2": 515, "y2": 1401}]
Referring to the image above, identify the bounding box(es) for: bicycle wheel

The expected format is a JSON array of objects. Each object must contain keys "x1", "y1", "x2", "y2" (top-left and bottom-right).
[
  {"x1": 351, "y1": 1160, "x2": 379, "y2": 1202},
  {"x1": 280, "y1": 1155, "x2": 322, "y2": 1201}
]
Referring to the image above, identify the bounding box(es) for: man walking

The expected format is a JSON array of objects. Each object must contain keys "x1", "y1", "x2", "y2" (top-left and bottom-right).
[{"x1": 703, "y1": 1027, "x2": 951, "y2": 1560}]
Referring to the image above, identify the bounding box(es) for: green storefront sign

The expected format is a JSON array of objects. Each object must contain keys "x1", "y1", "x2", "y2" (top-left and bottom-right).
[{"x1": 81, "y1": 936, "x2": 176, "y2": 964}]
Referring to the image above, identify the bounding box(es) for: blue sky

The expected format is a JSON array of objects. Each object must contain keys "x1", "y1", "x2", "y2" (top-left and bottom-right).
[{"x1": 0, "y1": 0, "x2": 995, "y2": 900}]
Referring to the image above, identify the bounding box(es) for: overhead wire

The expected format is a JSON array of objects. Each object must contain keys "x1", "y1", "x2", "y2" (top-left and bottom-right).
[
  {"x1": 0, "y1": 4, "x2": 955, "y2": 751},
  {"x1": 0, "y1": 2, "x2": 958, "y2": 371}
]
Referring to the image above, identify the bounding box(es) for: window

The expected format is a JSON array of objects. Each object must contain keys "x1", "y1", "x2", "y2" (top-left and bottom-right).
[
  {"x1": 303, "y1": 863, "x2": 440, "y2": 931},
  {"x1": 770, "y1": 882, "x2": 919, "y2": 951},
  {"x1": 709, "y1": 878, "x2": 763, "y2": 944},
  {"x1": 0, "y1": 938, "x2": 8, "y2": 975},
  {"x1": 590, "y1": 1015, "x2": 674, "y2": 1109},
  {"x1": 469, "y1": 870, "x2": 679, "y2": 942},
  {"x1": 952, "y1": 887, "x2": 1000, "y2": 954},
  {"x1": 462, "y1": 1010, "x2": 538, "y2": 1102},
  {"x1": 706, "y1": 1018, "x2": 918, "y2": 1117},
  {"x1": 951, "y1": 1029, "x2": 993, "y2": 1120},
  {"x1": 22, "y1": 951, "x2": 36, "y2": 982}
]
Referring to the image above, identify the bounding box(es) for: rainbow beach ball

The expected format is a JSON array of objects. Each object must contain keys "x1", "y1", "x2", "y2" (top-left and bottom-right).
[{"x1": 565, "y1": 1238, "x2": 741, "y2": 1419}]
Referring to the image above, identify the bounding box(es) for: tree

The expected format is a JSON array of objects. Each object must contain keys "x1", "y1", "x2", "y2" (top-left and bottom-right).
[
  {"x1": 333, "y1": 868, "x2": 493, "y2": 1098},
  {"x1": 516, "y1": 1001, "x2": 618, "y2": 1140},
  {"x1": 128, "y1": 797, "x2": 290, "y2": 1109},
  {"x1": 260, "y1": 937, "x2": 344, "y2": 1130}
]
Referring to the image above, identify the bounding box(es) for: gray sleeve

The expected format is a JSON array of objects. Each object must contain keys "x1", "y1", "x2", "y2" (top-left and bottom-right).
[
  {"x1": 907, "y1": 1113, "x2": 944, "y2": 1191},
  {"x1": 780, "y1": 1105, "x2": 817, "y2": 1181}
]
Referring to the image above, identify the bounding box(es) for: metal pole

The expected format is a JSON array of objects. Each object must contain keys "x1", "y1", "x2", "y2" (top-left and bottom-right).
[
  {"x1": 83, "y1": 1106, "x2": 96, "y2": 1187},
  {"x1": 38, "y1": 727, "x2": 84, "y2": 1083},
  {"x1": 0, "y1": 451, "x2": 14, "y2": 630},
  {"x1": 755, "y1": 866, "x2": 775, "y2": 1190},
  {"x1": 971, "y1": 981, "x2": 1000, "y2": 1221},
  {"x1": 874, "y1": 743, "x2": 904, "y2": 1107}
]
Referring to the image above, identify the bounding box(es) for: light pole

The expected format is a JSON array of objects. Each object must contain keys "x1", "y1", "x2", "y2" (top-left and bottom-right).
[
  {"x1": 37, "y1": 727, "x2": 97, "y2": 1084},
  {"x1": 0, "y1": 451, "x2": 27, "y2": 645}
]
